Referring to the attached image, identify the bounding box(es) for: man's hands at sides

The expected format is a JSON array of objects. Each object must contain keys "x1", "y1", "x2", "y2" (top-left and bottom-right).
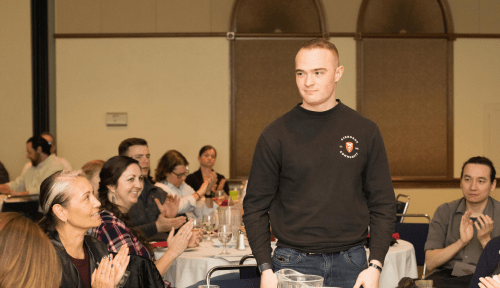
[
  {"x1": 260, "y1": 269, "x2": 278, "y2": 288},
  {"x1": 353, "y1": 260, "x2": 382, "y2": 288}
]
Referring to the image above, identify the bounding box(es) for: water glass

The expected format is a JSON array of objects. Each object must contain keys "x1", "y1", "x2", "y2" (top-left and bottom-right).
[
  {"x1": 217, "y1": 225, "x2": 233, "y2": 254},
  {"x1": 203, "y1": 213, "x2": 215, "y2": 240}
]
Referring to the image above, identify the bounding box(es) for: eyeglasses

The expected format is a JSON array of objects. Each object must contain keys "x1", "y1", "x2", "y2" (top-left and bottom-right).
[{"x1": 171, "y1": 169, "x2": 189, "y2": 179}]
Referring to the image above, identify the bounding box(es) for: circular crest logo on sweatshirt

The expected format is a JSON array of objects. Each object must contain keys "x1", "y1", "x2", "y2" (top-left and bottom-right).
[{"x1": 339, "y1": 135, "x2": 359, "y2": 159}]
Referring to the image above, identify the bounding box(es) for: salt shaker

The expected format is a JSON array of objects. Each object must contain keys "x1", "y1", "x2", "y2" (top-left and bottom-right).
[{"x1": 236, "y1": 229, "x2": 246, "y2": 250}]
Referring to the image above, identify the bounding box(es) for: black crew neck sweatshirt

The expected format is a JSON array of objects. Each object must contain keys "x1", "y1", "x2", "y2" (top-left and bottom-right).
[{"x1": 243, "y1": 100, "x2": 396, "y2": 267}]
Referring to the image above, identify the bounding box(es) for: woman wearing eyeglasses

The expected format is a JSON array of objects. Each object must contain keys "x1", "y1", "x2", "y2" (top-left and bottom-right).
[
  {"x1": 185, "y1": 145, "x2": 230, "y2": 195},
  {"x1": 155, "y1": 150, "x2": 217, "y2": 219}
]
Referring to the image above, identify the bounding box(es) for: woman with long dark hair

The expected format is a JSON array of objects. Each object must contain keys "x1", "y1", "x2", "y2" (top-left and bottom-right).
[{"x1": 90, "y1": 156, "x2": 192, "y2": 285}]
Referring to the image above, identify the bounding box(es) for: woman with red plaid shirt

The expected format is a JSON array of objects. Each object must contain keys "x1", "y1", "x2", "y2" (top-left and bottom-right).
[{"x1": 90, "y1": 156, "x2": 193, "y2": 286}]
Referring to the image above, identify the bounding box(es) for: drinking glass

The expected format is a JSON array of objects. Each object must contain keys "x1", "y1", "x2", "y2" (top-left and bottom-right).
[
  {"x1": 217, "y1": 206, "x2": 242, "y2": 245},
  {"x1": 203, "y1": 213, "x2": 215, "y2": 240},
  {"x1": 213, "y1": 190, "x2": 226, "y2": 206},
  {"x1": 192, "y1": 217, "x2": 203, "y2": 243},
  {"x1": 217, "y1": 225, "x2": 233, "y2": 254}
]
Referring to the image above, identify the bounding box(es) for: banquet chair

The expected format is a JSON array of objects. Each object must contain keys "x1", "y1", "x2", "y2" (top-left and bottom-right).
[
  {"x1": 1, "y1": 195, "x2": 39, "y2": 221},
  {"x1": 239, "y1": 255, "x2": 259, "y2": 279},
  {"x1": 395, "y1": 213, "x2": 431, "y2": 279},
  {"x1": 396, "y1": 194, "x2": 410, "y2": 223},
  {"x1": 205, "y1": 263, "x2": 260, "y2": 288}
]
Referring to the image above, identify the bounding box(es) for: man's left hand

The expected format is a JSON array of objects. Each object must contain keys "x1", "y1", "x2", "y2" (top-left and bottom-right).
[
  {"x1": 353, "y1": 261, "x2": 381, "y2": 288},
  {"x1": 476, "y1": 214, "x2": 494, "y2": 248}
]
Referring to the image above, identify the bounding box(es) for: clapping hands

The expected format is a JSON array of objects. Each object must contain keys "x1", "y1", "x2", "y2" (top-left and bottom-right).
[
  {"x1": 479, "y1": 276, "x2": 500, "y2": 288},
  {"x1": 155, "y1": 195, "x2": 186, "y2": 233},
  {"x1": 155, "y1": 194, "x2": 180, "y2": 218},
  {"x1": 475, "y1": 214, "x2": 494, "y2": 247},
  {"x1": 459, "y1": 210, "x2": 474, "y2": 245},
  {"x1": 91, "y1": 245, "x2": 130, "y2": 288}
]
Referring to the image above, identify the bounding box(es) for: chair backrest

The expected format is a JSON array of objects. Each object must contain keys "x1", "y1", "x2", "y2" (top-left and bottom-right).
[
  {"x1": 239, "y1": 254, "x2": 259, "y2": 279},
  {"x1": 396, "y1": 194, "x2": 410, "y2": 223},
  {"x1": 1, "y1": 195, "x2": 40, "y2": 221},
  {"x1": 205, "y1": 263, "x2": 260, "y2": 286},
  {"x1": 395, "y1": 214, "x2": 430, "y2": 266}
]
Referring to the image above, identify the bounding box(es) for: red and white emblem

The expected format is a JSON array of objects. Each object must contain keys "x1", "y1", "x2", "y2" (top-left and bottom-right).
[{"x1": 346, "y1": 142, "x2": 354, "y2": 153}]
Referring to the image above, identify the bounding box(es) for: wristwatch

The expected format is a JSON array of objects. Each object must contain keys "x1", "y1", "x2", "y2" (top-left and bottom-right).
[
  {"x1": 368, "y1": 263, "x2": 382, "y2": 273},
  {"x1": 258, "y1": 263, "x2": 273, "y2": 273}
]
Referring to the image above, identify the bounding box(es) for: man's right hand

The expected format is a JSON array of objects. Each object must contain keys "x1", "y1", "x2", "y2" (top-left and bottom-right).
[
  {"x1": 460, "y1": 210, "x2": 474, "y2": 245},
  {"x1": 260, "y1": 269, "x2": 277, "y2": 288},
  {"x1": 156, "y1": 215, "x2": 186, "y2": 233}
]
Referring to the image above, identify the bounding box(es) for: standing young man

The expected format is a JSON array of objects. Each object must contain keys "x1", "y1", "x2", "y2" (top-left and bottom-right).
[{"x1": 243, "y1": 39, "x2": 396, "y2": 288}]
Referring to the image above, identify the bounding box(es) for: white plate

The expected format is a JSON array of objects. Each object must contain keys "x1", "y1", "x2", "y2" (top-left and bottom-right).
[{"x1": 154, "y1": 247, "x2": 198, "y2": 252}]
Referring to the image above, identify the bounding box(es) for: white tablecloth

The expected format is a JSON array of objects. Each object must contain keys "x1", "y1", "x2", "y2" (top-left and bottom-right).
[
  {"x1": 155, "y1": 239, "x2": 417, "y2": 288},
  {"x1": 155, "y1": 240, "x2": 255, "y2": 288},
  {"x1": 374, "y1": 239, "x2": 418, "y2": 288}
]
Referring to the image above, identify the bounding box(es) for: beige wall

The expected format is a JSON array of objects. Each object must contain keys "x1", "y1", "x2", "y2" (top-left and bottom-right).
[
  {"x1": 0, "y1": 1, "x2": 32, "y2": 178},
  {"x1": 55, "y1": 0, "x2": 500, "y2": 34},
  {"x1": 55, "y1": 0, "x2": 234, "y2": 34},
  {"x1": 56, "y1": 38, "x2": 230, "y2": 176}
]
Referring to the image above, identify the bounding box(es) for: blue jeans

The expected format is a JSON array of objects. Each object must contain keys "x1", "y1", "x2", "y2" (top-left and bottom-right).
[{"x1": 272, "y1": 245, "x2": 368, "y2": 288}]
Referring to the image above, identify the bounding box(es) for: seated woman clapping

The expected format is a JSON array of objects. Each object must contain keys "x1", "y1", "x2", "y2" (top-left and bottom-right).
[
  {"x1": 155, "y1": 150, "x2": 217, "y2": 219},
  {"x1": 38, "y1": 170, "x2": 130, "y2": 288},
  {"x1": 90, "y1": 156, "x2": 193, "y2": 280}
]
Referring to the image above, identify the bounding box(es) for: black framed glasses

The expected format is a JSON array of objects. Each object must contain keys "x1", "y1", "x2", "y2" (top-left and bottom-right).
[{"x1": 171, "y1": 169, "x2": 189, "y2": 179}]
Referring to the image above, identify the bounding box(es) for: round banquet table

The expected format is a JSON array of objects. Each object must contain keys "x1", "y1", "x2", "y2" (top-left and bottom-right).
[{"x1": 155, "y1": 239, "x2": 418, "y2": 288}]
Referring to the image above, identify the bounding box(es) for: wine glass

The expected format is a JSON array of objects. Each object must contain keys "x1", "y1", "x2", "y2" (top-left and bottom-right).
[
  {"x1": 203, "y1": 213, "x2": 215, "y2": 240},
  {"x1": 217, "y1": 225, "x2": 233, "y2": 254},
  {"x1": 213, "y1": 190, "x2": 226, "y2": 206}
]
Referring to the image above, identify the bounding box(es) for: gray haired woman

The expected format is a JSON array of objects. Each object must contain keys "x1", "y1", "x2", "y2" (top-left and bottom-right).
[{"x1": 39, "y1": 170, "x2": 130, "y2": 288}]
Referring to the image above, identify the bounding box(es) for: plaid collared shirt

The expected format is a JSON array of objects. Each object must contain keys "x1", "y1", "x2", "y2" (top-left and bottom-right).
[{"x1": 90, "y1": 210, "x2": 154, "y2": 261}]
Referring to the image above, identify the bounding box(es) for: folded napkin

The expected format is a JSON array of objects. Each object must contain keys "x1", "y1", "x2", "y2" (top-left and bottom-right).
[{"x1": 152, "y1": 241, "x2": 168, "y2": 248}]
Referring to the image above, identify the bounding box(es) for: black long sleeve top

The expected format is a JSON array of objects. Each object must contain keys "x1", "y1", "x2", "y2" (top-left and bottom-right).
[{"x1": 242, "y1": 101, "x2": 396, "y2": 267}]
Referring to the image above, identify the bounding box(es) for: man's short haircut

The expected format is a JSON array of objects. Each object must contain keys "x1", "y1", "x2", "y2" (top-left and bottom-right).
[
  {"x1": 81, "y1": 159, "x2": 105, "y2": 181},
  {"x1": 460, "y1": 156, "x2": 496, "y2": 183},
  {"x1": 118, "y1": 138, "x2": 148, "y2": 156},
  {"x1": 40, "y1": 132, "x2": 55, "y2": 146},
  {"x1": 27, "y1": 135, "x2": 51, "y2": 155},
  {"x1": 300, "y1": 38, "x2": 340, "y2": 65}
]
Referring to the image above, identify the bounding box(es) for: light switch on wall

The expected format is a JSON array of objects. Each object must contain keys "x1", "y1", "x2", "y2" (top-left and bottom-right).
[{"x1": 106, "y1": 112, "x2": 127, "y2": 126}]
